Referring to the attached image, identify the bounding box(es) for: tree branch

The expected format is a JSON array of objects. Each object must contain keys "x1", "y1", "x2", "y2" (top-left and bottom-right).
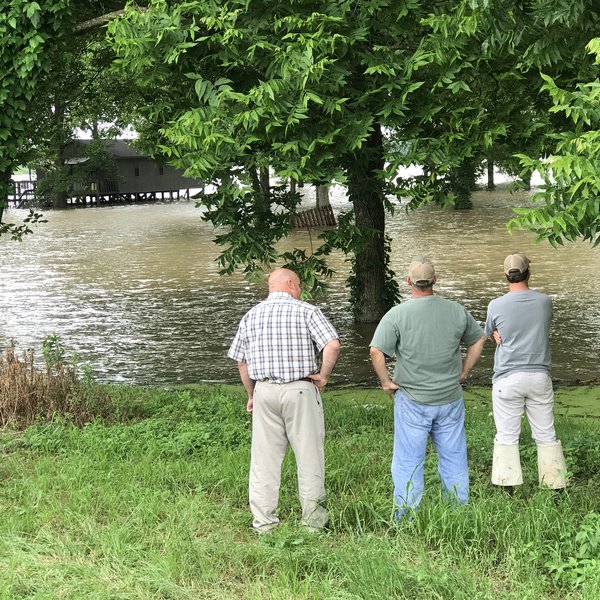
[{"x1": 75, "y1": 7, "x2": 148, "y2": 34}]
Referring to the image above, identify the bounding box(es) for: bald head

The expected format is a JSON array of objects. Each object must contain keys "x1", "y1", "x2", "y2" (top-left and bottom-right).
[{"x1": 269, "y1": 268, "x2": 302, "y2": 299}]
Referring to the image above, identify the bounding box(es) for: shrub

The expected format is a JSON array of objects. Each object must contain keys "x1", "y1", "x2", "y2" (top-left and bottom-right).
[{"x1": 0, "y1": 338, "x2": 110, "y2": 429}]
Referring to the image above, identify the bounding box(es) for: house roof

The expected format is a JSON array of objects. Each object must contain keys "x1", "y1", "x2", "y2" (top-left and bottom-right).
[{"x1": 65, "y1": 139, "x2": 146, "y2": 160}]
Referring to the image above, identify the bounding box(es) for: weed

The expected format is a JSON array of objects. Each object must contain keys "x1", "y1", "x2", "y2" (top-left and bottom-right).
[
  {"x1": 0, "y1": 338, "x2": 110, "y2": 428},
  {"x1": 547, "y1": 512, "x2": 600, "y2": 589}
]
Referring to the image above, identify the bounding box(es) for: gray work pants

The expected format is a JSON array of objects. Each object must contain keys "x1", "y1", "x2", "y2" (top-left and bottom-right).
[{"x1": 249, "y1": 380, "x2": 328, "y2": 533}]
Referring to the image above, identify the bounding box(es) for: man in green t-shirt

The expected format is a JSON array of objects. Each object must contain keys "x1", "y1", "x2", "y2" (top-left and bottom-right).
[{"x1": 370, "y1": 257, "x2": 486, "y2": 519}]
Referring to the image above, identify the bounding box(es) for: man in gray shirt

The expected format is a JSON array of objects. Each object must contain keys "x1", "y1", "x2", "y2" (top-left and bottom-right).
[{"x1": 485, "y1": 253, "x2": 567, "y2": 492}]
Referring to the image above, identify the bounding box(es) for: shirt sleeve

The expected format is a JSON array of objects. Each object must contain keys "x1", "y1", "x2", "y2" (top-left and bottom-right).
[
  {"x1": 369, "y1": 311, "x2": 398, "y2": 357},
  {"x1": 227, "y1": 318, "x2": 247, "y2": 362},
  {"x1": 484, "y1": 301, "x2": 495, "y2": 336},
  {"x1": 308, "y1": 308, "x2": 339, "y2": 351},
  {"x1": 462, "y1": 308, "x2": 485, "y2": 346}
]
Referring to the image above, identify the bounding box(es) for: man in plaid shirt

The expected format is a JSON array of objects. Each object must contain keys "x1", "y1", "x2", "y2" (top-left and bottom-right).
[{"x1": 228, "y1": 268, "x2": 341, "y2": 534}]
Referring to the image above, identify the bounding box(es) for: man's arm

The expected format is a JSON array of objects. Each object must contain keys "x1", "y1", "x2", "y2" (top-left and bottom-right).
[
  {"x1": 307, "y1": 338, "x2": 341, "y2": 390},
  {"x1": 237, "y1": 361, "x2": 256, "y2": 412},
  {"x1": 369, "y1": 346, "x2": 400, "y2": 397},
  {"x1": 459, "y1": 335, "x2": 487, "y2": 382}
]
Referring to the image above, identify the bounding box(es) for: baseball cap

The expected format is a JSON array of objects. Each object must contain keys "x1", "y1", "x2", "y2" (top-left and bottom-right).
[
  {"x1": 409, "y1": 256, "x2": 436, "y2": 284},
  {"x1": 504, "y1": 253, "x2": 530, "y2": 273}
]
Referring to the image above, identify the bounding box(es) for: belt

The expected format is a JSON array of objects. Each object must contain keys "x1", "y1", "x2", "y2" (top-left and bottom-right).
[{"x1": 258, "y1": 377, "x2": 315, "y2": 384}]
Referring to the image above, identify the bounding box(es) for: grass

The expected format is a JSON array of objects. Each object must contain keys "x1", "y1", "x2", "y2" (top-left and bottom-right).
[{"x1": 1, "y1": 384, "x2": 600, "y2": 599}]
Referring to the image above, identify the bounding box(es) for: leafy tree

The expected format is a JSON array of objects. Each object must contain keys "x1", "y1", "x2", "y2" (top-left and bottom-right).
[
  {"x1": 1, "y1": 1, "x2": 140, "y2": 218},
  {"x1": 109, "y1": 0, "x2": 468, "y2": 321},
  {"x1": 0, "y1": 0, "x2": 73, "y2": 231},
  {"x1": 29, "y1": 21, "x2": 140, "y2": 208}
]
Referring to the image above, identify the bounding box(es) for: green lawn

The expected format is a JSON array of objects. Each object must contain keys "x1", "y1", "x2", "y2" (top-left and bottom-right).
[{"x1": 1, "y1": 385, "x2": 599, "y2": 599}]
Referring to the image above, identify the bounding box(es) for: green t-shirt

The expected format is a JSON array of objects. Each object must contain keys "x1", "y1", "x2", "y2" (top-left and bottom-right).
[{"x1": 370, "y1": 295, "x2": 484, "y2": 405}]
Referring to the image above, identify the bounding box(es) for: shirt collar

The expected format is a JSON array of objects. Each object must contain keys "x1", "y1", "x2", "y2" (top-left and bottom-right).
[{"x1": 268, "y1": 291, "x2": 295, "y2": 300}]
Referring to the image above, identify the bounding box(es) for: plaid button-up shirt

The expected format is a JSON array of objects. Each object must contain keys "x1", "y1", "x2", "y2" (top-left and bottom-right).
[{"x1": 228, "y1": 292, "x2": 339, "y2": 383}]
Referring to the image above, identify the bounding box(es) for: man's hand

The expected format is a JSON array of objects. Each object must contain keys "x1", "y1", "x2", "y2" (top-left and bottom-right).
[
  {"x1": 492, "y1": 329, "x2": 502, "y2": 345},
  {"x1": 246, "y1": 396, "x2": 253, "y2": 412},
  {"x1": 381, "y1": 379, "x2": 400, "y2": 397},
  {"x1": 307, "y1": 373, "x2": 328, "y2": 391}
]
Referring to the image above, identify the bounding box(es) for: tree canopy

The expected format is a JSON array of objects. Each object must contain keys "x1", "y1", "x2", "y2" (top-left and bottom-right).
[
  {"x1": 513, "y1": 45, "x2": 600, "y2": 246},
  {"x1": 0, "y1": 1, "x2": 135, "y2": 227}
]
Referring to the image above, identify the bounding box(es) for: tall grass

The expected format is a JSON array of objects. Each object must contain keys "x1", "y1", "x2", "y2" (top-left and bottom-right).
[
  {"x1": 0, "y1": 384, "x2": 599, "y2": 598},
  {"x1": 0, "y1": 339, "x2": 112, "y2": 428}
]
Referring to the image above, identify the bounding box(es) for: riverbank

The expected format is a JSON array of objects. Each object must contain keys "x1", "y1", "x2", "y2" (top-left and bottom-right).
[{"x1": 1, "y1": 384, "x2": 599, "y2": 599}]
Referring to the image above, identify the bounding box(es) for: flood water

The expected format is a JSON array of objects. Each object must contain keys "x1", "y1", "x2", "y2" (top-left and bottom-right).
[{"x1": 1, "y1": 186, "x2": 599, "y2": 387}]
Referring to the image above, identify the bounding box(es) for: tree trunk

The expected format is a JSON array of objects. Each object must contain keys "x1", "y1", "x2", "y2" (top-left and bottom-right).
[
  {"x1": 52, "y1": 99, "x2": 69, "y2": 209},
  {"x1": 521, "y1": 170, "x2": 532, "y2": 191},
  {"x1": 315, "y1": 184, "x2": 330, "y2": 208},
  {"x1": 451, "y1": 157, "x2": 475, "y2": 210},
  {"x1": 289, "y1": 178, "x2": 296, "y2": 194},
  {"x1": 53, "y1": 144, "x2": 68, "y2": 209},
  {"x1": 345, "y1": 124, "x2": 387, "y2": 323},
  {"x1": 0, "y1": 168, "x2": 10, "y2": 223},
  {"x1": 487, "y1": 156, "x2": 495, "y2": 191},
  {"x1": 259, "y1": 167, "x2": 269, "y2": 196},
  {"x1": 249, "y1": 165, "x2": 270, "y2": 220}
]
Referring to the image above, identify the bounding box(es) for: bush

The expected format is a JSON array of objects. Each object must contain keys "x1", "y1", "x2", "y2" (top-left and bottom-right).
[{"x1": 0, "y1": 338, "x2": 110, "y2": 429}]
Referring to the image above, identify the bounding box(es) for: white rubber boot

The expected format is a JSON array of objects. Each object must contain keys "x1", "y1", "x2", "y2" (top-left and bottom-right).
[
  {"x1": 537, "y1": 441, "x2": 567, "y2": 489},
  {"x1": 491, "y1": 442, "x2": 523, "y2": 487}
]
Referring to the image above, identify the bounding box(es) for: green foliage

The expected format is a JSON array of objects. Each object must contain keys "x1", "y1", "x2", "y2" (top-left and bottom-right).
[
  {"x1": 424, "y1": 2, "x2": 600, "y2": 245},
  {"x1": 105, "y1": 0, "x2": 441, "y2": 320},
  {"x1": 547, "y1": 512, "x2": 600, "y2": 588},
  {"x1": 102, "y1": 1, "x2": 596, "y2": 317},
  {"x1": 200, "y1": 180, "x2": 301, "y2": 276},
  {"x1": 1, "y1": 1, "x2": 140, "y2": 214},
  {"x1": 0, "y1": 0, "x2": 73, "y2": 198},
  {"x1": 395, "y1": 0, "x2": 600, "y2": 243},
  {"x1": 510, "y1": 63, "x2": 600, "y2": 246},
  {"x1": 19, "y1": 388, "x2": 251, "y2": 458},
  {"x1": 280, "y1": 249, "x2": 334, "y2": 300},
  {"x1": 0, "y1": 208, "x2": 46, "y2": 240},
  {"x1": 42, "y1": 333, "x2": 66, "y2": 371},
  {"x1": 562, "y1": 430, "x2": 600, "y2": 479}
]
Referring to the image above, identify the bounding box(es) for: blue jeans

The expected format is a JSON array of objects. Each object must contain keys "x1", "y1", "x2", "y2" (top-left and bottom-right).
[{"x1": 392, "y1": 390, "x2": 468, "y2": 519}]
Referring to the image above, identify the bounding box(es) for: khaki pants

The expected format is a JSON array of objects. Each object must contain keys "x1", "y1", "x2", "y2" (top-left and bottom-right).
[{"x1": 249, "y1": 380, "x2": 327, "y2": 533}]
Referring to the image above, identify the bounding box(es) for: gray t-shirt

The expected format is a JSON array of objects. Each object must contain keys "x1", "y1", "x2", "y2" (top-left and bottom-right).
[
  {"x1": 485, "y1": 289, "x2": 552, "y2": 383},
  {"x1": 370, "y1": 295, "x2": 484, "y2": 405}
]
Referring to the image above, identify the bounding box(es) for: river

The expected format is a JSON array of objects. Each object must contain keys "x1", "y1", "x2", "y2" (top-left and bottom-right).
[{"x1": 1, "y1": 186, "x2": 599, "y2": 387}]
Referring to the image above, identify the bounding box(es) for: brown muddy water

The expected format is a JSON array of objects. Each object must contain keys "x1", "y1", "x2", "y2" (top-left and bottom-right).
[{"x1": 2, "y1": 186, "x2": 599, "y2": 387}]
